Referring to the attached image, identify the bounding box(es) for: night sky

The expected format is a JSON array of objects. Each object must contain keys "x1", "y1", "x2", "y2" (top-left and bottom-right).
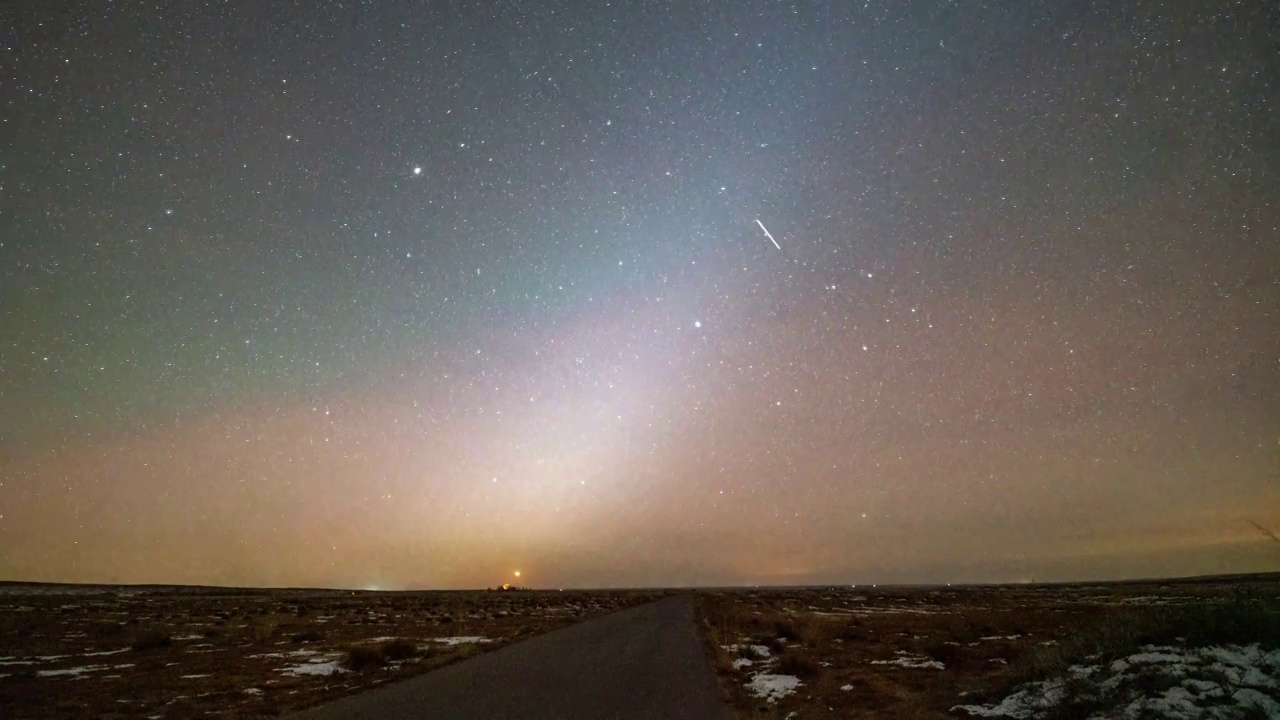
[{"x1": 3, "y1": 1, "x2": 1277, "y2": 590}]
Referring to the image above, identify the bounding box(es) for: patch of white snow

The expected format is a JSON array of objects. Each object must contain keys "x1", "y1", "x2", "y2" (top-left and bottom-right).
[
  {"x1": 870, "y1": 651, "x2": 945, "y2": 670},
  {"x1": 37, "y1": 664, "x2": 109, "y2": 678},
  {"x1": 432, "y1": 636, "x2": 491, "y2": 646},
  {"x1": 746, "y1": 673, "x2": 802, "y2": 703},
  {"x1": 279, "y1": 660, "x2": 344, "y2": 677}
]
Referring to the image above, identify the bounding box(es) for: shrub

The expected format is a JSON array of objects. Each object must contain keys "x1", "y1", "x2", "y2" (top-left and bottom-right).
[
  {"x1": 1159, "y1": 595, "x2": 1280, "y2": 649},
  {"x1": 250, "y1": 619, "x2": 278, "y2": 644},
  {"x1": 776, "y1": 650, "x2": 820, "y2": 679},
  {"x1": 923, "y1": 638, "x2": 965, "y2": 665},
  {"x1": 381, "y1": 638, "x2": 419, "y2": 661},
  {"x1": 344, "y1": 646, "x2": 387, "y2": 671},
  {"x1": 290, "y1": 629, "x2": 324, "y2": 643},
  {"x1": 130, "y1": 628, "x2": 171, "y2": 651},
  {"x1": 91, "y1": 621, "x2": 126, "y2": 638},
  {"x1": 1039, "y1": 675, "x2": 1113, "y2": 720},
  {"x1": 801, "y1": 616, "x2": 837, "y2": 648},
  {"x1": 979, "y1": 594, "x2": 1280, "y2": 708},
  {"x1": 774, "y1": 619, "x2": 801, "y2": 642},
  {"x1": 343, "y1": 639, "x2": 422, "y2": 671}
]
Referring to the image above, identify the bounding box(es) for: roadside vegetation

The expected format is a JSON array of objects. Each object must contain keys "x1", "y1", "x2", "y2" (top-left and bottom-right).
[
  {"x1": 0, "y1": 587, "x2": 667, "y2": 719},
  {"x1": 344, "y1": 638, "x2": 425, "y2": 671},
  {"x1": 696, "y1": 577, "x2": 1280, "y2": 719}
]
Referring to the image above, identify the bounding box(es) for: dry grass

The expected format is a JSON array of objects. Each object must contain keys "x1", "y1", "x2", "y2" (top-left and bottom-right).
[
  {"x1": 129, "y1": 627, "x2": 171, "y2": 651},
  {"x1": 249, "y1": 617, "x2": 278, "y2": 644},
  {"x1": 290, "y1": 628, "x2": 325, "y2": 643},
  {"x1": 695, "y1": 575, "x2": 1280, "y2": 719},
  {"x1": 0, "y1": 586, "x2": 668, "y2": 719},
  {"x1": 971, "y1": 591, "x2": 1280, "y2": 706}
]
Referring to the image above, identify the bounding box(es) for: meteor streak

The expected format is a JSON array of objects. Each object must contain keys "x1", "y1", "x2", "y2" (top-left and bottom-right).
[{"x1": 755, "y1": 218, "x2": 781, "y2": 250}]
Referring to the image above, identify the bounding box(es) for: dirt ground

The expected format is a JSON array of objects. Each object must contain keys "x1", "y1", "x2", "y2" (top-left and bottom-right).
[
  {"x1": 694, "y1": 575, "x2": 1280, "y2": 719},
  {"x1": 0, "y1": 583, "x2": 667, "y2": 719}
]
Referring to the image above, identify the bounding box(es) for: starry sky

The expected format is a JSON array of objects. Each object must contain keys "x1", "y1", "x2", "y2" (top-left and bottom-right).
[{"x1": 3, "y1": 0, "x2": 1277, "y2": 590}]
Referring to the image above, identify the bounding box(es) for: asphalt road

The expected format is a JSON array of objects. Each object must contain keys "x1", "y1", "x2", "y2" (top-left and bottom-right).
[{"x1": 289, "y1": 594, "x2": 731, "y2": 720}]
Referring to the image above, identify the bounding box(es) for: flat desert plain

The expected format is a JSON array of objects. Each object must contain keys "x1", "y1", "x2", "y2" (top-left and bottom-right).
[
  {"x1": 4, "y1": 576, "x2": 1278, "y2": 719},
  {"x1": 0, "y1": 584, "x2": 666, "y2": 719}
]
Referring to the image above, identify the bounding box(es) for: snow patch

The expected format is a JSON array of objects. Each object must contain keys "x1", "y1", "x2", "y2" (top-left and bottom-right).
[
  {"x1": 279, "y1": 660, "x2": 344, "y2": 677},
  {"x1": 870, "y1": 650, "x2": 945, "y2": 670},
  {"x1": 952, "y1": 643, "x2": 1280, "y2": 719},
  {"x1": 37, "y1": 664, "x2": 109, "y2": 678},
  {"x1": 432, "y1": 636, "x2": 491, "y2": 646},
  {"x1": 746, "y1": 673, "x2": 802, "y2": 703}
]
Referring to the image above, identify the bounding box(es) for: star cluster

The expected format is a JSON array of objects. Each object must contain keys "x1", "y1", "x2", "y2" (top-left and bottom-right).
[{"x1": 2, "y1": 0, "x2": 1277, "y2": 588}]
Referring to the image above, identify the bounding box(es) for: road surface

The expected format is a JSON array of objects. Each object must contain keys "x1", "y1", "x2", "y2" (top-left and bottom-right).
[{"x1": 289, "y1": 594, "x2": 731, "y2": 720}]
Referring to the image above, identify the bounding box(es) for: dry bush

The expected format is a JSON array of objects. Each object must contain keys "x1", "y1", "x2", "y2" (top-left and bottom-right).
[
  {"x1": 1035, "y1": 675, "x2": 1114, "y2": 720},
  {"x1": 776, "y1": 649, "x2": 820, "y2": 679},
  {"x1": 922, "y1": 637, "x2": 966, "y2": 665},
  {"x1": 290, "y1": 629, "x2": 324, "y2": 643},
  {"x1": 129, "y1": 628, "x2": 171, "y2": 651},
  {"x1": 699, "y1": 593, "x2": 751, "y2": 647},
  {"x1": 976, "y1": 594, "x2": 1280, "y2": 708},
  {"x1": 344, "y1": 645, "x2": 387, "y2": 671},
  {"x1": 342, "y1": 639, "x2": 421, "y2": 671},
  {"x1": 250, "y1": 618, "x2": 278, "y2": 644},
  {"x1": 940, "y1": 615, "x2": 983, "y2": 644},
  {"x1": 836, "y1": 619, "x2": 873, "y2": 643},
  {"x1": 798, "y1": 615, "x2": 839, "y2": 648},
  {"x1": 381, "y1": 638, "x2": 420, "y2": 661},
  {"x1": 774, "y1": 618, "x2": 801, "y2": 642},
  {"x1": 89, "y1": 621, "x2": 126, "y2": 639}
]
